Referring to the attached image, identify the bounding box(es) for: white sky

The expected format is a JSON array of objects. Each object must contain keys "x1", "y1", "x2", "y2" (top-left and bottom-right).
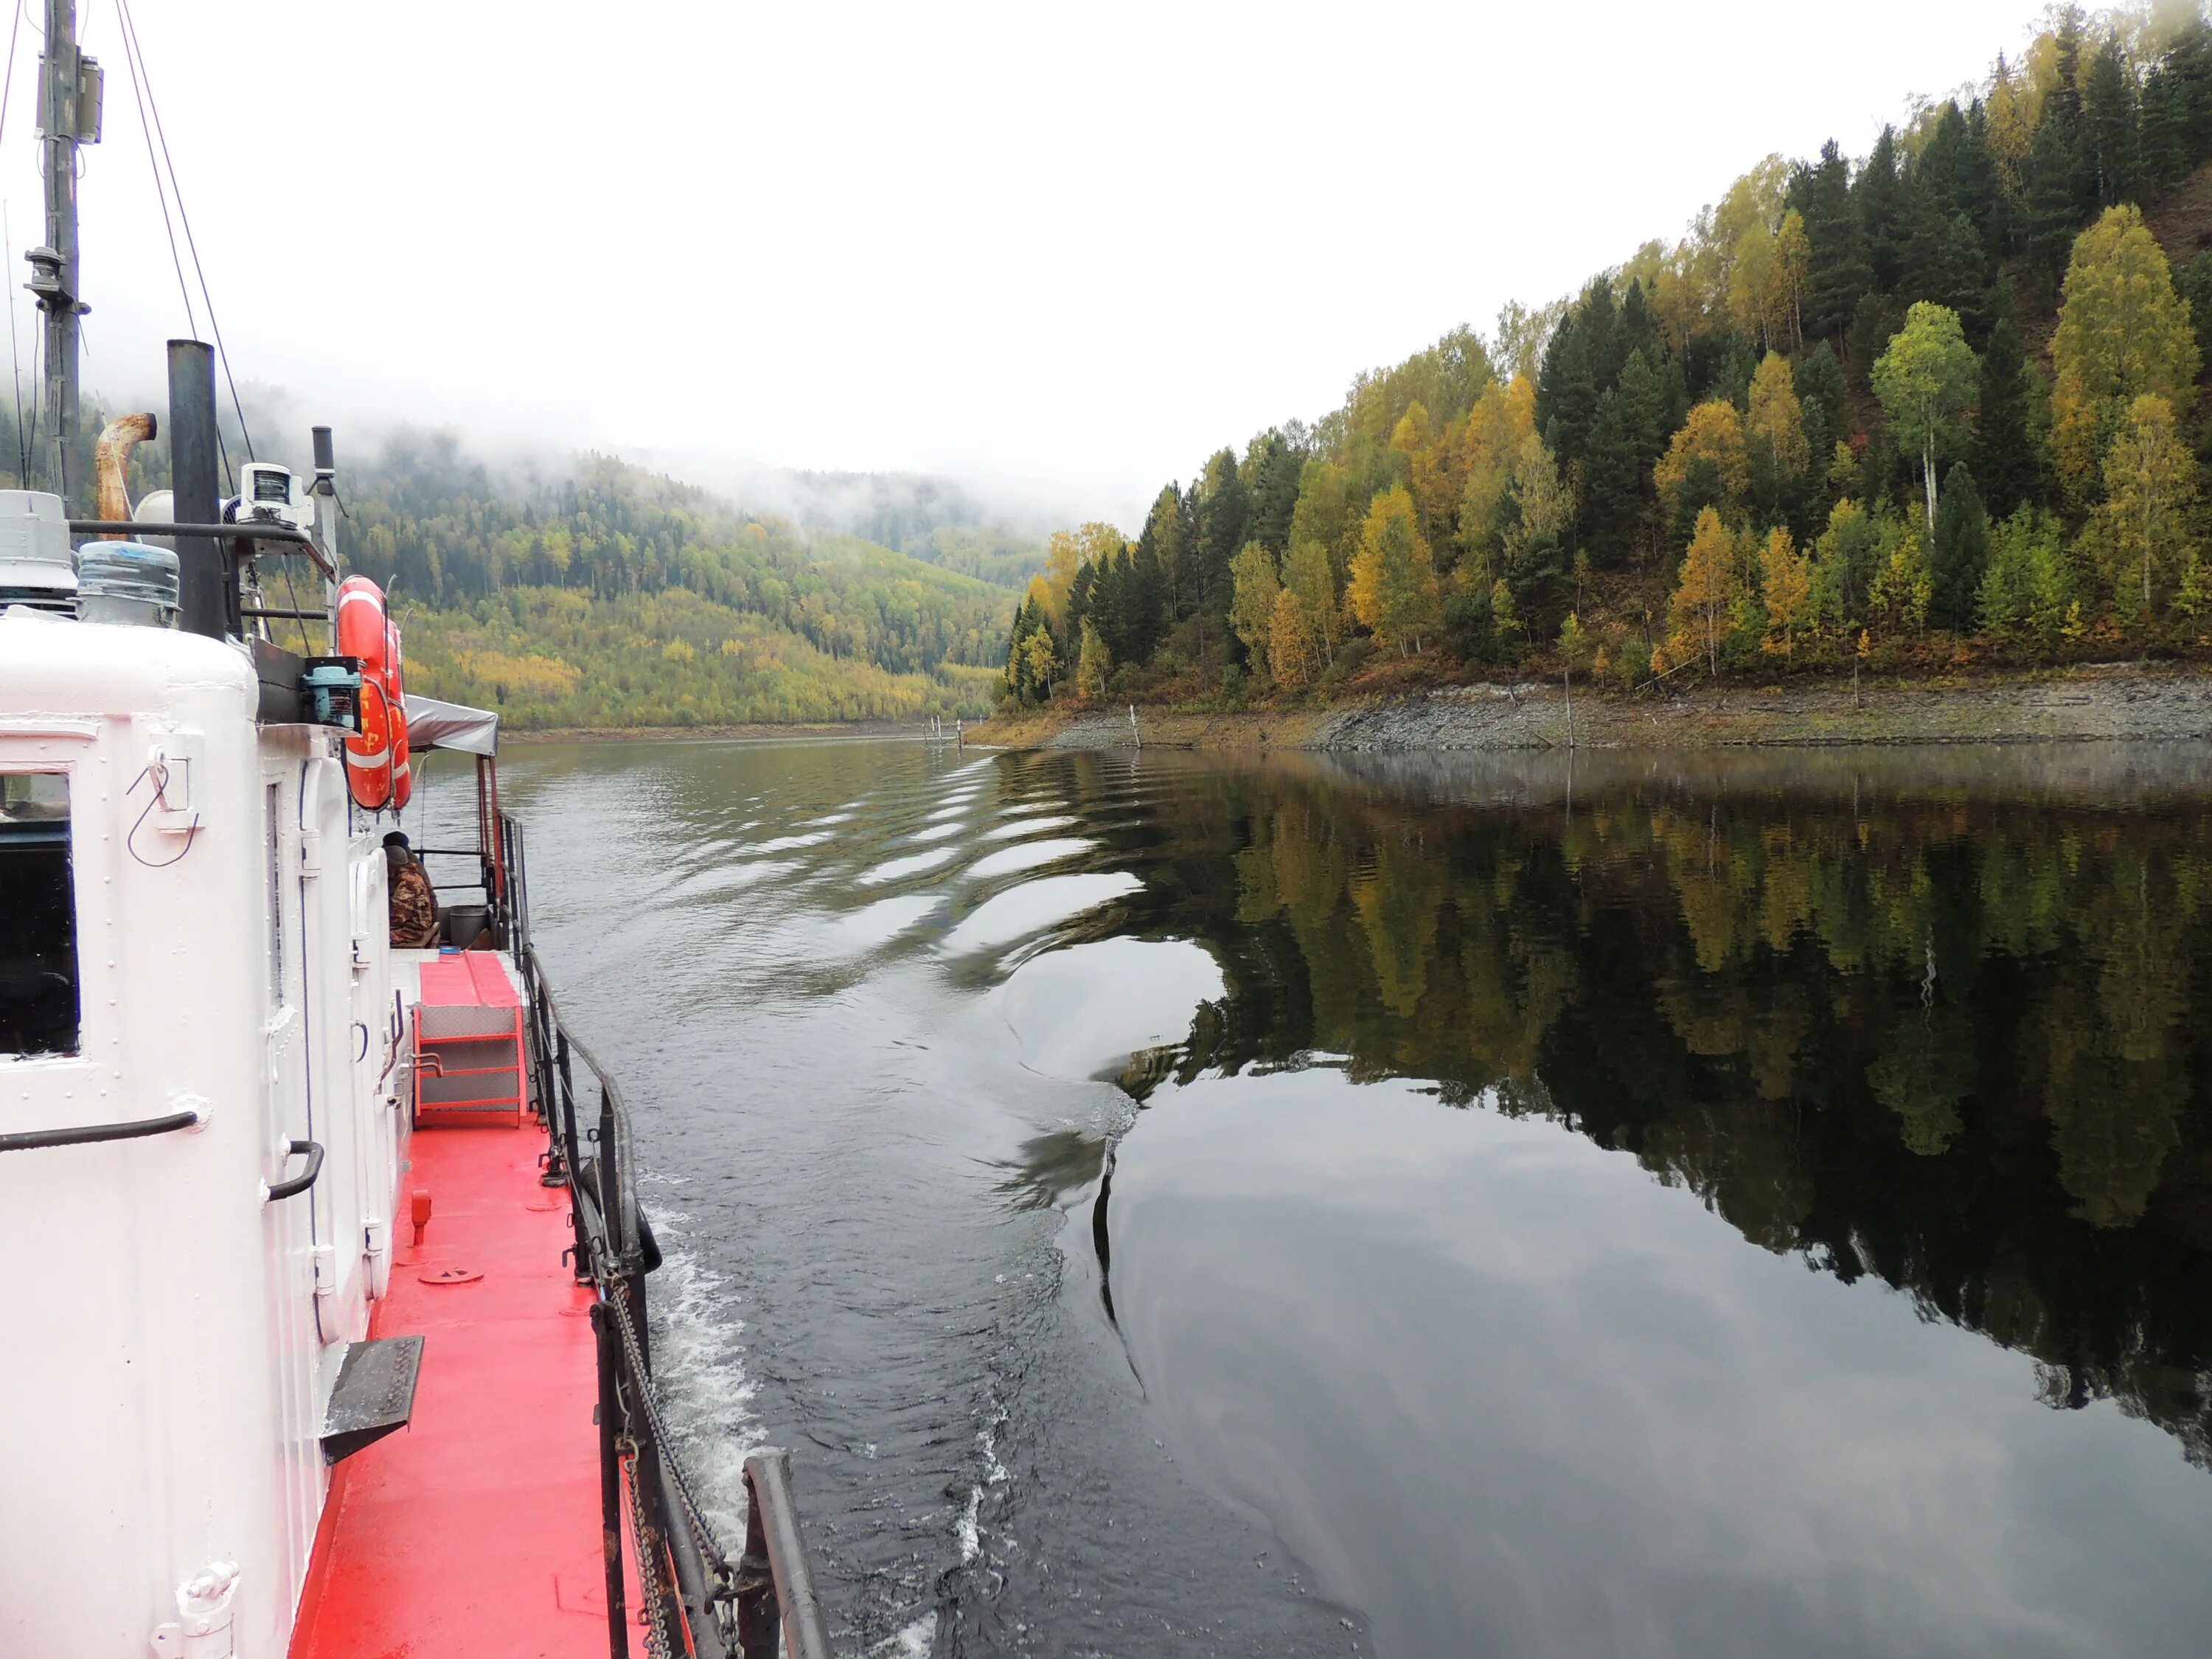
[{"x1": 18, "y1": 1, "x2": 2053, "y2": 529}]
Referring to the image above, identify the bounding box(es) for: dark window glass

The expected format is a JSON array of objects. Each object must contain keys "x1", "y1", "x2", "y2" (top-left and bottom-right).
[{"x1": 0, "y1": 773, "x2": 78, "y2": 1055}]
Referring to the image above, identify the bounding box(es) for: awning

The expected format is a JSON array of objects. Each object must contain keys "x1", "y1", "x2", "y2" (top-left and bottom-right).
[{"x1": 403, "y1": 695, "x2": 500, "y2": 757}]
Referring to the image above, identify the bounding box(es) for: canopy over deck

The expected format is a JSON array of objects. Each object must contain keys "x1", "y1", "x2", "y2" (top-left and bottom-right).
[{"x1": 403, "y1": 695, "x2": 499, "y2": 757}]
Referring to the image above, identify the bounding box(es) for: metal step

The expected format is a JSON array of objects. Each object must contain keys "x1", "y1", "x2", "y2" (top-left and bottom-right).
[{"x1": 321, "y1": 1335, "x2": 425, "y2": 1465}]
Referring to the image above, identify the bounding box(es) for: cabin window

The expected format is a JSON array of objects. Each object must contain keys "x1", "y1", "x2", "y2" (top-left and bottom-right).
[{"x1": 0, "y1": 772, "x2": 79, "y2": 1056}]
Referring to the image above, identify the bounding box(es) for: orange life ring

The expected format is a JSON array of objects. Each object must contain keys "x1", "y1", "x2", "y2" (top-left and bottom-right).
[
  {"x1": 338, "y1": 576, "x2": 400, "y2": 811},
  {"x1": 386, "y1": 616, "x2": 413, "y2": 810}
]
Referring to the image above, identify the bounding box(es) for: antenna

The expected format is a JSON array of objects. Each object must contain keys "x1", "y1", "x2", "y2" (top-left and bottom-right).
[{"x1": 26, "y1": 1, "x2": 100, "y2": 507}]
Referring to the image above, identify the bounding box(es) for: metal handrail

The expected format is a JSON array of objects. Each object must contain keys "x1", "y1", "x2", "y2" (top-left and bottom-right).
[
  {"x1": 501, "y1": 810, "x2": 830, "y2": 1659},
  {"x1": 0, "y1": 1106, "x2": 201, "y2": 1153}
]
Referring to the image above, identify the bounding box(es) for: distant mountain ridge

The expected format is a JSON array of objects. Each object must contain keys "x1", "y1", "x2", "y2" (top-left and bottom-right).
[{"x1": 734, "y1": 465, "x2": 1051, "y2": 589}]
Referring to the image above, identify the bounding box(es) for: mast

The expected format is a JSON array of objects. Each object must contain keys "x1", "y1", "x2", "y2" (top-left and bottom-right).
[{"x1": 26, "y1": 0, "x2": 100, "y2": 504}]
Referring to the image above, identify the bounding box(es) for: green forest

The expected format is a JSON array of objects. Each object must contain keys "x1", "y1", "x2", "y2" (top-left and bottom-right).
[
  {"x1": 330, "y1": 439, "x2": 1016, "y2": 726},
  {"x1": 1004, "y1": 4, "x2": 2212, "y2": 712}
]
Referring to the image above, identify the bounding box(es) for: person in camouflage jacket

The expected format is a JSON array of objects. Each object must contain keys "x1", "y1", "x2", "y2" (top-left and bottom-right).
[{"x1": 385, "y1": 832, "x2": 440, "y2": 948}]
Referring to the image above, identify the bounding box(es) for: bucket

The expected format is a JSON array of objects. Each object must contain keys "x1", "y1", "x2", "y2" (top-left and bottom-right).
[
  {"x1": 76, "y1": 540, "x2": 179, "y2": 627},
  {"x1": 444, "y1": 904, "x2": 491, "y2": 948}
]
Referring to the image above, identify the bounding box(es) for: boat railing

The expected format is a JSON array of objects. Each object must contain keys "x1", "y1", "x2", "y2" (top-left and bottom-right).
[{"x1": 498, "y1": 810, "x2": 834, "y2": 1659}]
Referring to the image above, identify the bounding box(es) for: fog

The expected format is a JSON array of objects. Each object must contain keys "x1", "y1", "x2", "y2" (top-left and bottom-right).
[{"x1": 25, "y1": 1, "x2": 2054, "y2": 531}]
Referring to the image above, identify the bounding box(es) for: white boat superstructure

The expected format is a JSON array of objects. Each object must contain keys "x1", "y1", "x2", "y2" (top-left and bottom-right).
[{"x1": 1, "y1": 601, "x2": 409, "y2": 1655}]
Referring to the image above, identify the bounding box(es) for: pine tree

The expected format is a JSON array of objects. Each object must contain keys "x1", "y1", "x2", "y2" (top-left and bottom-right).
[
  {"x1": 1579, "y1": 388, "x2": 1641, "y2": 563},
  {"x1": 2022, "y1": 98, "x2": 2095, "y2": 296},
  {"x1": 1846, "y1": 293, "x2": 1902, "y2": 393},
  {"x1": 2138, "y1": 61, "x2": 2185, "y2": 198},
  {"x1": 1240, "y1": 428, "x2": 1305, "y2": 556},
  {"x1": 1971, "y1": 297, "x2": 2039, "y2": 519},
  {"x1": 1854, "y1": 127, "x2": 1907, "y2": 293},
  {"x1": 2081, "y1": 35, "x2": 2139, "y2": 209},
  {"x1": 1802, "y1": 140, "x2": 1870, "y2": 345},
  {"x1": 1930, "y1": 465, "x2": 1990, "y2": 632}
]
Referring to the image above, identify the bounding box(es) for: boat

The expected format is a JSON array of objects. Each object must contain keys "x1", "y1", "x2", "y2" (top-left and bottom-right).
[{"x1": 0, "y1": 6, "x2": 827, "y2": 1654}]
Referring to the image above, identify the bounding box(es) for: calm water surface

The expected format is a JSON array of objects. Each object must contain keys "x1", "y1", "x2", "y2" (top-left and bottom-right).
[{"x1": 470, "y1": 737, "x2": 2212, "y2": 1659}]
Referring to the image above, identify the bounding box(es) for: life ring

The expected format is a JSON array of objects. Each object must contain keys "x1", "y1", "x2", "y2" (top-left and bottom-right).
[
  {"x1": 337, "y1": 576, "x2": 400, "y2": 811},
  {"x1": 386, "y1": 616, "x2": 413, "y2": 810}
]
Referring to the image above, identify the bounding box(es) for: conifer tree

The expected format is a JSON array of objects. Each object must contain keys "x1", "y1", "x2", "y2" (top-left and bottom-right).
[
  {"x1": 2081, "y1": 35, "x2": 2139, "y2": 209},
  {"x1": 1930, "y1": 465, "x2": 1990, "y2": 632},
  {"x1": 1803, "y1": 140, "x2": 1869, "y2": 344},
  {"x1": 2023, "y1": 98, "x2": 2095, "y2": 295},
  {"x1": 1854, "y1": 127, "x2": 1907, "y2": 293},
  {"x1": 1971, "y1": 299, "x2": 2039, "y2": 519}
]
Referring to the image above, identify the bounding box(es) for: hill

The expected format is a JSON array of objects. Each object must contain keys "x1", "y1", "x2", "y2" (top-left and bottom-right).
[
  {"x1": 1000, "y1": 2, "x2": 2212, "y2": 716},
  {"x1": 328, "y1": 438, "x2": 1016, "y2": 727}
]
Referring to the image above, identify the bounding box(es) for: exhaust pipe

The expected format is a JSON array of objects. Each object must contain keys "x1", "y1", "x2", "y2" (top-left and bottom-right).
[
  {"x1": 167, "y1": 339, "x2": 223, "y2": 639},
  {"x1": 92, "y1": 412, "x2": 157, "y2": 532}
]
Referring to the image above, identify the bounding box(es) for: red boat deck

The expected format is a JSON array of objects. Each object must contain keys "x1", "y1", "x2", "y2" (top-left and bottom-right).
[{"x1": 292, "y1": 1068, "x2": 608, "y2": 1652}]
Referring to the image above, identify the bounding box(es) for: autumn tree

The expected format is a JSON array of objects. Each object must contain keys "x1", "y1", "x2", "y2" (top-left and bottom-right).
[
  {"x1": 1349, "y1": 487, "x2": 1442, "y2": 656},
  {"x1": 1282, "y1": 535, "x2": 1340, "y2": 668},
  {"x1": 1653, "y1": 400, "x2": 1750, "y2": 532},
  {"x1": 1745, "y1": 352, "x2": 1810, "y2": 517},
  {"x1": 1267, "y1": 588, "x2": 1318, "y2": 688},
  {"x1": 1668, "y1": 508, "x2": 1734, "y2": 674},
  {"x1": 2096, "y1": 394, "x2": 2199, "y2": 615},
  {"x1": 1228, "y1": 541, "x2": 1281, "y2": 669},
  {"x1": 1759, "y1": 527, "x2": 1812, "y2": 657},
  {"x1": 1871, "y1": 302, "x2": 1979, "y2": 533},
  {"x1": 2050, "y1": 206, "x2": 2201, "y2": 493},
  {"x1": 1074, "y1": 619, "x2": 1111, "y2": 701},
  {"x1": 1020, "y1": 627, "x2": 1058, "y2": 701}
]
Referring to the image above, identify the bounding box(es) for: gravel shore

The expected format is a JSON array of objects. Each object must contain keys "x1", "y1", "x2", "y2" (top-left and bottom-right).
[{"x1": 970, "y1": 664, "x2": 2212, "y2": 752}]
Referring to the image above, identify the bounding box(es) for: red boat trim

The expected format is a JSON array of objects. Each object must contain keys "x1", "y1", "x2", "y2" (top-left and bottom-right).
[{"x1": 291, "y1": 1119, "x2": 610, "y2": 1657}]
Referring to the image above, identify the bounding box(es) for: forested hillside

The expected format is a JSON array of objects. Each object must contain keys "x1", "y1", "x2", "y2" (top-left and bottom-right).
[
  {"x1": 767, "y1": 469, "x2": 1049, "y2": 588},
  {"x1": 1004, "y1": 4, "x2": 2212, "y2": 711},
  {"x1": 0, "y1": 414, "x2": 1022, "y2": 728}
]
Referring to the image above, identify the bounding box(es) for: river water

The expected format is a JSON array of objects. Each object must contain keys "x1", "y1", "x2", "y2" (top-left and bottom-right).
[{"x1": 479, "y1": 737, "x2": 2212, "y2": 1659}]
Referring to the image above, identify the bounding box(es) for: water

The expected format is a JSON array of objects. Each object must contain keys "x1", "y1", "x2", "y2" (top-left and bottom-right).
[{"x1": 477, "y1": 737, "x2": 2212, "y2": 1658}]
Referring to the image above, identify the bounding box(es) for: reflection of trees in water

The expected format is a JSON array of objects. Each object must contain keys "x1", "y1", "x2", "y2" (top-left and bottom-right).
[{"x1": 1048, "y1": 751, "x2": 2212, "y2": 1467}]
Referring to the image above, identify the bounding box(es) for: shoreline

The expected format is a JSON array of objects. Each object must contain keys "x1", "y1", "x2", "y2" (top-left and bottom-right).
[{"x1": 966, "y1": 664, "x2": 2212, "y2": 752}]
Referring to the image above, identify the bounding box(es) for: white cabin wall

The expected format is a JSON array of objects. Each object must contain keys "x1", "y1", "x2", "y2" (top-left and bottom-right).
[{"x1": 0, "y1": 617, "x2": 398, "y2": 1658}]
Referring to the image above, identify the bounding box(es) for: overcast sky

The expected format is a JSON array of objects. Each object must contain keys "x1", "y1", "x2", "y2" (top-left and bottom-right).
[{"x1": 20, "y1": 1, "x2": 2053, "y2": 528}]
